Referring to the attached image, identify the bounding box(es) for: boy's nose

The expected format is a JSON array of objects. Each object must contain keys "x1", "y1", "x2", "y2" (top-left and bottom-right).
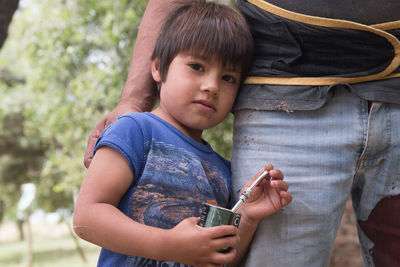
[{"x1": 200, "y1": 76, "x2": 219, "y2": 95}]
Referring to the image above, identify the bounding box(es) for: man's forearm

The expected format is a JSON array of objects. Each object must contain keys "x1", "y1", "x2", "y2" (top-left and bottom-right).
[{"x1": 121, "y1": 0, "x2": 180, "y2": 111}]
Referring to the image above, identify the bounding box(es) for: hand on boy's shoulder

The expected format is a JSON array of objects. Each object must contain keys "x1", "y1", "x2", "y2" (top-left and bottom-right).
[{"x1": 84, "y1": 104, "x2": 138, "y2": 168}]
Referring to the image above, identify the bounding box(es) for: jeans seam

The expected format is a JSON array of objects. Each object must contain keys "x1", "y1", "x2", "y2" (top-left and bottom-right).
[{"x1": 353, "y1": 98, "x2": 370, "y2": 187}]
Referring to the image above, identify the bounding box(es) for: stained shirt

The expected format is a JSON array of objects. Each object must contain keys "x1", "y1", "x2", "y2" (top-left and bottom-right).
[{"x1": 94, "y1": 112, "x2": 231, "y2": 267}]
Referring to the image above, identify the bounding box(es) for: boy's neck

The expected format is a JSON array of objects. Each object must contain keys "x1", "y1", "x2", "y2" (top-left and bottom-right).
[{"x1": 151, "y1": 108, "x2": 204, "y2": 143}]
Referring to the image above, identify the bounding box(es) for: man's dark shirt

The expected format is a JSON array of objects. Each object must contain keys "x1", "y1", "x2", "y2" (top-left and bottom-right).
[{"x1": 235, "y1": 0, "x2": 400, "y2": 111}]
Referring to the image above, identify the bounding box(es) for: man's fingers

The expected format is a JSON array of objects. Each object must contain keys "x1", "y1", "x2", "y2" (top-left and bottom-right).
[
  {"x1": 83, "y1": 117, "x2": 108, "y2": 168},
  {"x1": 84, "y1": 132, "x2": 98, "y2": 168}
]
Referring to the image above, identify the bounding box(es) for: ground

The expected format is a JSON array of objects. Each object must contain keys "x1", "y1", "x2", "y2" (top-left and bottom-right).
[
  {"x1": 0, "y1": 199, "x2": 364, "y2": 266},
  {"x1": 329, "y1": 197, "x2": 363, "y2": 267}
]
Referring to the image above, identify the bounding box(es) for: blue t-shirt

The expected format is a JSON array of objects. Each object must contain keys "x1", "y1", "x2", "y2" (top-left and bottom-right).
[{"x1": 94, "y1": 112, "x2": 231, "y2": 267}]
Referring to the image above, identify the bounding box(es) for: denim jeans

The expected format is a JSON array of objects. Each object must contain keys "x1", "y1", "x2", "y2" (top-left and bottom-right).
[{"x1": 231, "y1": 86, "x2": 400, "y2": 267}]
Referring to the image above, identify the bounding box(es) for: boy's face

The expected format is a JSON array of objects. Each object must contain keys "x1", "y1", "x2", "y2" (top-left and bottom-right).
[{"x1": 151, "y1": 53, "x2": 241, "y2": 142}]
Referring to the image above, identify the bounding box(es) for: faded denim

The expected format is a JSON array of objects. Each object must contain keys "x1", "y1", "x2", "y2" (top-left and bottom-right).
[{"x1": 231, "y1": 86, "x2": 400, "y2": 266}]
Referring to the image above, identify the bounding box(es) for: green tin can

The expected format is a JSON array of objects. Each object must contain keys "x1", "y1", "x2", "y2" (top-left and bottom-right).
[
  {"x1": 199, "y1": 203, "x2": 241, "y2": 228},
  {"x1": 198, "y1": 203, "x2": 241, "y2": 253}
]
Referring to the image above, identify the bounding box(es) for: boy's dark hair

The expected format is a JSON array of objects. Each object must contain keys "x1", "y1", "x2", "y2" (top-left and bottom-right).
[{"x1": 151, "y1": 0, "x2": 254, "y2": 82}]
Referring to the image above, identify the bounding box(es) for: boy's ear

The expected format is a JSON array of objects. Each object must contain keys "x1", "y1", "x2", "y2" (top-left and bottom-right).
[{"x1": 151, "y1": 59, "x2": 162, "y2": 83}]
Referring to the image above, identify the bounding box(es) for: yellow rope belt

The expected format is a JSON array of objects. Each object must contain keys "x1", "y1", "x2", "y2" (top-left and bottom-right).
[{"x1": 244, "y1": 0, "x2": 400, "y2": 86}]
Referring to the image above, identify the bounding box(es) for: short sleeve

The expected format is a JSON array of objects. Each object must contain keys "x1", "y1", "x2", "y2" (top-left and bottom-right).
[{"x1": 94, "y1": 115, "x2": 146, "y2": 178}]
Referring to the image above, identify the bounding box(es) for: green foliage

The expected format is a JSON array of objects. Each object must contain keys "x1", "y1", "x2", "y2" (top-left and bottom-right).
[
  {"x1": 0, "y1": 88, "x2": 49, "y2": 219},
  {"x1": 203, "y1": 113, "x2": 233, "y2": 160},
  {"x1": 0, "y1": 0, "x2": 235, "y2": 220},
  {"x1": 0, "y1": 0, "x2": 146, "y2": 217}
]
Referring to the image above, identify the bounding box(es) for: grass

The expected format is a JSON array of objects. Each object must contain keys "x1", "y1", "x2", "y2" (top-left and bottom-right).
[{"x1": 0, "y1": 220, "x2": 100, "y2": 267}]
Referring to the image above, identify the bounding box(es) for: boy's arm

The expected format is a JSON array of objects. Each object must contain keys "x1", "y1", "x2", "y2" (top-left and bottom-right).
[
  {"x1": 84, "y1": 0, "x2": 187, "y2": 168},
  {"x1": 74, "y1": 146, "x2": 240, "y2": 265},
  {"x1": 228, "y1": 166, "x2": 292, "y2": 266}
]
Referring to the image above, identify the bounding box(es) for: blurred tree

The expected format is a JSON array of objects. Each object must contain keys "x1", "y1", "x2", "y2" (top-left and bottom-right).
[
  {"x1": 0, "y1": 0, "x2": 20, "y2": 49},
  {"x1": 0, "y1": 0, "x2": 25, "y2": 89},
  {"x1": 0, "y1": 0, "x2": 234, "y2": 223},
  {"x1": 0, "y1": 0, "x2": 147, "y2": 219},
  {"x1": 0, "y1": 112, "x2": 48, "y2": 223},
  {"x1": 204, "y1": 114, "x2": 233, "y2": 160}
]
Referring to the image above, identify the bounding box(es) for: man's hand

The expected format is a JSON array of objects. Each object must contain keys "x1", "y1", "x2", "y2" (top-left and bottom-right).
[
  {"x1": 83, "y1": 0, "x2": 168, "y2": 168},
  {"x1": 84, "y1": 104, "x2": 137, "y2": 168}
]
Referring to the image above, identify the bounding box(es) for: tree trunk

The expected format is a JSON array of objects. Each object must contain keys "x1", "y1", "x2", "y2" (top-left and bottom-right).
[
  {"x1": 25, "y1": 211, "x2": 33, "y2": 267},
  {"x1": 65, "y1": 220, "x2": 87, "y2": 263},
  {"x1": 0, "y1": 0, "x2": 20, "y2": 49}
]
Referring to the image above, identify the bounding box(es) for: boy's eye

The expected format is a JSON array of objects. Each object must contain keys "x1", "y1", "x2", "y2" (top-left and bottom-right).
[
  {"x1": 188, "y1": 63, "x2": 204, "y2": 72},
  {"x1": 222, "y1": 75, "x2": 237, "y2": 84}
]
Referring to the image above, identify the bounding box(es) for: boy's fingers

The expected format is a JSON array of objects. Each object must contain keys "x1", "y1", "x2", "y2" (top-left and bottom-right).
[
  {"x1": 264, "y1": 163, "x2": 273, "y2": 171},
  {"x1": 268, "y1": 169, "x2": 284, "y2": 180},
  {"x1": 211, "y1": 234, "x2": 239, "y2": 250},
  {"x1": 244, "y1": 165, "x2": 273, "y2": 187},
  {"x1": 280, "y1": 191, "x2": 292, "y2": 206},
  {"x1": 189, "y1": 217, "x2": 201, "y2": 224},
  {"x1": 203, "y1": 248, "x2": 236, "y2": 267},
  {"x1": 247, "y1": 164, "x2": 276, "y2": 185},
  {"x1": 207, "y1": 225, "x2": 237, "y2": 239},
  {"x1": 251, "y1": 166, "x2": 270, "y2": 181},
  {"x1": 270, "y1": 180, "x2": 289, "y2": 191}
]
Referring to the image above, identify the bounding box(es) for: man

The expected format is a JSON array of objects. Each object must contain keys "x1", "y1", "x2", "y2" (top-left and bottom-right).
[{"x1": 85, "y1": 0, "x2": 400, "y2": 266}]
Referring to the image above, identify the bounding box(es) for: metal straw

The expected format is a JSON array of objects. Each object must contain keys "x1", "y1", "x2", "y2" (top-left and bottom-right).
[{"x1": 231, "y1": 170, "x2": 269, "y2": 213}]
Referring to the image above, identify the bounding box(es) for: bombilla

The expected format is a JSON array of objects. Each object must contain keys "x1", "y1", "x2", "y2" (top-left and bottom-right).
[{"x1": 231, "y1": 169, "x2": 269, "y2": 213}]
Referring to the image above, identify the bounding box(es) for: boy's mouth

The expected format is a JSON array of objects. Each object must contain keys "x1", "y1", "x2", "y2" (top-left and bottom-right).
[{"x1": 193, "y1": 99, "x2": 217, "y2": 112}]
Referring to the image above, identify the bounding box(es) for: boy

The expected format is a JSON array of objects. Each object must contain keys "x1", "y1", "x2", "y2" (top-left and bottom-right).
[{"x1": 73, "y1": 1, "x2": 292, "y2": 266}]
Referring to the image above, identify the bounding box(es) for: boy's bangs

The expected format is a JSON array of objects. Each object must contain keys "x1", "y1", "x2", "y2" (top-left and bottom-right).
[
  {"x1": 179, "y1": 16, "x2": 250, "y2": 71},
  {"x1": 152, "y1": 0, "x2": 254, "y2": 81}
]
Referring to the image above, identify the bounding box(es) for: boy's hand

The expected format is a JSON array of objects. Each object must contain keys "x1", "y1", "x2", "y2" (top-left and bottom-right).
[
  {"x1": 167, "y1": 217, "x2": 239, "y2": 266},
  {"x1": 239, "y1": 164, "x2": 292, "y2": 224}
]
